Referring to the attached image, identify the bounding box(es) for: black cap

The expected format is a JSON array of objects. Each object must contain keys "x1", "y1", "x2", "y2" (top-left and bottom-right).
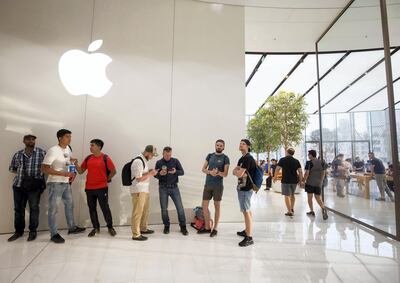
[{"x1": 23, "y1": 134, "x2": 37, "y2": 140}]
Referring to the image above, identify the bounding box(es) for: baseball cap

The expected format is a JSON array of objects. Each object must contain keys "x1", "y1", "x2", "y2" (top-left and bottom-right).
[
  {"x1": 144, "y1": 145, "x2": 158, "y2": 157},
  {"x1": 23, "y1": 134, "x2": 37, "y2": 140}
]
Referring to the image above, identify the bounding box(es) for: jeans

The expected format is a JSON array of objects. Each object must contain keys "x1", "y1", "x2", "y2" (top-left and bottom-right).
[
  {"x1": 159, "y1": 185, "x2": 186, "y2": 227},
  {"x1": 13, "y1": 186, "x2": 41, "y2": 234},
  {"x1": 86, "y1": 188, "x2": 113, "y2": 229},
  {"x1": 48, "y1": 182, "x2": 76, "y2": 236}
]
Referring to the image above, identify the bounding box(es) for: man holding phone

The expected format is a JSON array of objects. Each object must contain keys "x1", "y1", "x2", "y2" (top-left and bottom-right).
[{"x1": 155, "y1": 146, "x2": 188, "y2": 236}]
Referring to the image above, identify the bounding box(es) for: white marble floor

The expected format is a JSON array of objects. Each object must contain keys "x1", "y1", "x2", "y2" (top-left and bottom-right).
[{"x1": 1, "y1": 190, "x2": 400, "y2": 283}]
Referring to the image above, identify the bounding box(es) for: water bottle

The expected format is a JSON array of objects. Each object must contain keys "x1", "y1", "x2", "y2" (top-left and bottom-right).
[{"x1": 67, "y1": 161, "x2": 76, "y2": 173}]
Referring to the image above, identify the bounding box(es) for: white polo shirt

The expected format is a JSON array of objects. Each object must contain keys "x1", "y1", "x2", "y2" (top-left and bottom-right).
[
  {"x1": 130, "y1": 154, "x2": 150, "y2": 194},
  {"x1": 42, "y1": 145, "x2": 72, "y2": 183}
]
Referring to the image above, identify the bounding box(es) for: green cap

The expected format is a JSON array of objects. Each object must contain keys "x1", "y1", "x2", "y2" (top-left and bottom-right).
[{"x1": 144, "y1": 145, "x2": 158, "y2": 157}]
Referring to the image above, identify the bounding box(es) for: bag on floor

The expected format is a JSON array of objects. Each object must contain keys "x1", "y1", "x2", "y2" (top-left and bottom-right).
[{"x1": 190, "y1": 206, "x2": 213, "y2": 230}]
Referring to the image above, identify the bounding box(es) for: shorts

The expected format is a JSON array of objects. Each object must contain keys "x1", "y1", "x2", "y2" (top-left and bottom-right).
[
  {"x1": 203, "y1": 184, "x2": 224, "y2": 201},
  {"x1": 305, "y1": 184, "x2": 321, "y2": 195},
  {"x1": 237, "y1": 189, "x2": 253, "y2": 212},
  {"x1": 281, "y1": 183, "x2": 297, "y2": 196}
]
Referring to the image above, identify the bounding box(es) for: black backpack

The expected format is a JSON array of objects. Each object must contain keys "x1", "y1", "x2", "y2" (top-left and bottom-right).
[
  {"x1": 121, "y1": 156, "x2": 145, "y2": 186},
  {"x1": 85, "y1": 154, "x2": 111, "y2": 183}
]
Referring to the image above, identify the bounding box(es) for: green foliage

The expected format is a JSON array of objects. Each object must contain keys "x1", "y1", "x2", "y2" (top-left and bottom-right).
[
  {"x1": 247, "y1": 91, "x2": 308, "y2": 156},
  {"x1": 265, "y1": 91, "x2": 308, "y2": 151}
]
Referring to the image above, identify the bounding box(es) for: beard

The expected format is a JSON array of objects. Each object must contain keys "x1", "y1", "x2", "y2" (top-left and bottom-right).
[{"x1": 216, "y1": 149, "x2": 223, "y2": 153}]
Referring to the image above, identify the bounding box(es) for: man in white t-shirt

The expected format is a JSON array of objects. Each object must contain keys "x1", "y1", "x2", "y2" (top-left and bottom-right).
[
  {"x1": 131, "y1": 145, "x2": 158, "y2": 241},
  {"x1": 41, "y1": 129, "x2": 85, "y2": 243}
]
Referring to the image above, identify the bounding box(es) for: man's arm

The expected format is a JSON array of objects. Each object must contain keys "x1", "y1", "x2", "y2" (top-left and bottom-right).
[
  {"x1": 9, "y1": 153, "x2": 18, "y2": 174},
  {"x1": 108, "y1": 168, "x2": 116, "y2": 181},
  {"x1": 41, "y1": 164, "x2": 75, "y2": 178},
  {"x1": 175, "y1": 159, "x2": 184, "y2": 176},
  {"x1": 72, "y1": 159, "x2": 86, "y2": 174},
  {"x1": 233, "y1": 166, "x2": 246, "y2": 178},
  {"x1": 273, "y1": 166, "x2": 282, "y2": 182},
  {"x1": 202, "y1": 161, "x2": 210, "y2": 174},
  {"x1": 297, "y1": 168, "x2": 304, "y2": 184},
  {"x1": 219, "y1": 164, "x2": 230, "y2": 177}
]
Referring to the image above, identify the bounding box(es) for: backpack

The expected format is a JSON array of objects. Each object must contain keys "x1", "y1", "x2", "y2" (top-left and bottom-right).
[
  {"x1": 190, "y1": 206, "x2": 213, "y2": 231},
  {"x1": 121, "y1": 156, "x2": 145, "y2": 186},
  {"x1": 248, "y1": 165, "x2": 263, "y2": 193},
  {"x1": 84, "y1": 154, "x2": 111, "y2": 183}
]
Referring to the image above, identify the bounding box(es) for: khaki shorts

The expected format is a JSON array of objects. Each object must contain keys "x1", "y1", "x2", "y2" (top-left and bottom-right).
[{"x1": 203, "y1": 184, "x2": 224, "y2": 201}]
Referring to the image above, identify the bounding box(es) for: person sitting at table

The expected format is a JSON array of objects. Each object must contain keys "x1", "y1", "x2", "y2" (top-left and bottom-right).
[{"x1": 353, "y1": 157, "x2": 365, "y2": 173}]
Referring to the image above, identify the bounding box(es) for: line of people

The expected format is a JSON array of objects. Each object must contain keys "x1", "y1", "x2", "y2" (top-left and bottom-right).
[{"x1": 8, "y1": 129, "x2": 258, "y2": 247}]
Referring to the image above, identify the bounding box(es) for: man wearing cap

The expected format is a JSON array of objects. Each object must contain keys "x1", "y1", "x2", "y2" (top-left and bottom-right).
[
  {"x1": 233, "y1": 139, "x2": 256, "y2": 247},
  {"x1": 8, "y1": 135, "x2": 46, "y2": 242},
  {"x1": 131, "y1": 145, "x2": 158, "y2": 241}
]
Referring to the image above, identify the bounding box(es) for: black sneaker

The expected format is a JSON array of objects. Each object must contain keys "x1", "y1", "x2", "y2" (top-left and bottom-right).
[
  {"x1": 88, "y1": 228, "x2": 99, "y2": 237},
  {"x1": 237, "y1": 230, "x2": 246, "y2": 237},
  {"x1": 163, "y1": 226, "x2": 170, "y2": 234},
  {"x1": 132, "y1": 235, "x2": 148, "y2": 241},
  {"x1": 180, "y1": 227, "x2": 189, "y2": 236},
  {"x1": 51, "y1": 233, "x2": 65, "y2": 244},
  {"x1": 285, "y1": 212, "x2": 294, "y2": 217},
  {"x1": 108, "y1": 227, "x2": 117, "y2": 237},
  {"x1": 140, "y1": 229, "x2": 154, "y2": 234},
  {"x1": 197, "y1": 228, "x2": 211, "y2": 234},
  {"x1": 27, "y1": 231, "x2": 37, "y2": 242},
  {"x1": 306, "y1": 211, "x2": 315, "y2": 217},
  {"x1": 239, "y1": 236, "x2": 254, "y2": 247},
  {"x1": 68, "y1": 226, "x2": 86, "y2": 235},
  {"x1": 8, "y1": 232, "x2": 23, "y2": 242},
  {"x1": 210, "y1": 230, "x2": 218, "y2": 238},
  {"x1": 322, "y1": 209, "x2": 328, "y2": 220}
]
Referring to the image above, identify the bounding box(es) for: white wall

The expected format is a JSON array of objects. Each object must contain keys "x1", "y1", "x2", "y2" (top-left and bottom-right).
[{"x1": 0, "y1": 0, "x2": 245, "y2": 233}]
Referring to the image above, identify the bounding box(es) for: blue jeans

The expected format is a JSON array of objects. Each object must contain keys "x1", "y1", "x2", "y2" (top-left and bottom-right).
[
  {"x1": 48, "y1": 183, "x2": 76, "y2": 236},
  {"x1": 159, "y1": 185, "x2": 186, "y2": 227}
]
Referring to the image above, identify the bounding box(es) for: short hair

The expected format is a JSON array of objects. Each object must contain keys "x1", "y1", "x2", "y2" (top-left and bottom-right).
[
  {"x1": 163, "y1": 146, "x2": 172, "y2": 152},
  {"x1": 215, "y1": 139, "x2": 225, "y2": 146},
  {"x1": 90, "y1": 139, "x2": 104, "y2": 150},
  {"x1": 368, "y1": 151, "x2": 374, "y2": 155},
  {"x1": 287, "y1": 148, "x2": 295, "y2": 155},
  {"x1": 57, "y1": 129, "x2": 71, "y2": 140},
  {"x1": 241, "y1": 139, "x2": 251, "y2": 152},
  {"x1": 308, "y1": 150, "x2": 317, "y2": 158}
]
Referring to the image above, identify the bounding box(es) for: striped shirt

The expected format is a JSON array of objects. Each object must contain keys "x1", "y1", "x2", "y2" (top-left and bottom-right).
[{"x1": 9, "y1": 147, "x2": 46, "y2": 187}]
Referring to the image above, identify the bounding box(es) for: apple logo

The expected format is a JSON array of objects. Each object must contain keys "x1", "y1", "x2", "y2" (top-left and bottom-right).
[{"x1": 58, "y1": 39, "x2": 112, "y2": 98}]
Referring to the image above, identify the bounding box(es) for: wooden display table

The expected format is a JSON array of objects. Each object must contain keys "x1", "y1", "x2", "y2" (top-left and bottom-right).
[{"x1": 349, "y1": 173, "x2": 373, "y2": 199}]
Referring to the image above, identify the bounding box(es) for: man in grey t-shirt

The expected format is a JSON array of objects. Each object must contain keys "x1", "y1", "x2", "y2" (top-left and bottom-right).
[
  {"x1": 198, "y1": 140, "x2": 230, "y2": 237},
  {"x1": 302, "y1": 150, "x2": 328, "y2": 220}
]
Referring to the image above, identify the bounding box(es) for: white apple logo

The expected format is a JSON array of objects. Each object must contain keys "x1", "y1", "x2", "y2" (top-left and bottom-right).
[{"x1": 58, "y1": 39, "x2": 112, "y2": 98}]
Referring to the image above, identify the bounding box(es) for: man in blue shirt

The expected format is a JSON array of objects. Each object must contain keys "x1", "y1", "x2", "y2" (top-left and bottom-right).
[
  {"x1": 155, "y1": 147, "x2": 187, "y2": 235},
  {"x1": 199, "y1": 140, "x2": 230, "y2": 237},
  {"x1": 368, "y1": 152, "x2": 394, "y2": 201}
]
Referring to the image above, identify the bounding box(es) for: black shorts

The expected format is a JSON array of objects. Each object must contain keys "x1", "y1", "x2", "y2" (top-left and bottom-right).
[
  {"x1": 305, "y1": 184, "x2": 321, "y2": 195},
  {"x1": 203, "y1": 184, "x2": 224, "y2": 201}
]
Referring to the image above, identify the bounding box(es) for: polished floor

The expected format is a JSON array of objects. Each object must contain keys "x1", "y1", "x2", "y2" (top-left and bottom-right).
[{"x1": 1, "y1": 190, "x2": 400, "y2": 283}]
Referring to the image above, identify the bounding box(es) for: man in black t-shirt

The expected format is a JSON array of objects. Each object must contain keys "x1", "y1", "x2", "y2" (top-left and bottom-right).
[
  {"x1": 274, "y1": 148, "x2": 303, "y2": 217},
  {"x1": 233, "y1": 139, "x2": 256, "y2": 247}
]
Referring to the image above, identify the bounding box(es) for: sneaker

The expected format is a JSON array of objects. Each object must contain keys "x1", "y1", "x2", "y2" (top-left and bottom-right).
[
  {"x1": 51, "y1": 233, "x2": 65, "y2": 244},
  {"x1": 180, "y1": 227, "x2": 189, "y2": 236},
  {"x1": 322, "y1": 209, "x2": 328, "y2": 220},
  {"x1": 140, "y1": 229, "x2": 154, "y2": 234},
  {"x1": 285, "y1": 212, "x2": 294, "y2": 217},
  {"x1": 239, "y1": 236, "x2": 254, "y2": 247},
  {"x1": 88, "y1": 228, "x2": 100, "y2": 237},
  {"x1": 376, "y1": 197, "x2": 386, "y2": 201},
  {"x1": 210, "y1": 230, "x2": 218, "y2": 238},
  {"x1": 163, "y1": 226, "x2": 170, "y2": 234},
  {"x1": 132, "y1": 235, "x2": 148, "y2": 241},
  {"x1": 8, "y1": 232, "x2": 23, "y2": 242},
  {"x1": 236, "y1": 230, "x2": 246, "y2": 237},
  {"x1": 27, "y1": 231, "x2": 37, "y2": 242},
  {"x1": 306, "y1": 211, "x2": 315, "y2": 217},
  {"x1": 108, "y1": 227, "x2": 117, "y2": 237},
  {"x1": 68, "y1": 226, "x2": 86, "y2": 235},
  {"x1": 197, "y1": 228, "x2": 211, "y2": 234}
]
